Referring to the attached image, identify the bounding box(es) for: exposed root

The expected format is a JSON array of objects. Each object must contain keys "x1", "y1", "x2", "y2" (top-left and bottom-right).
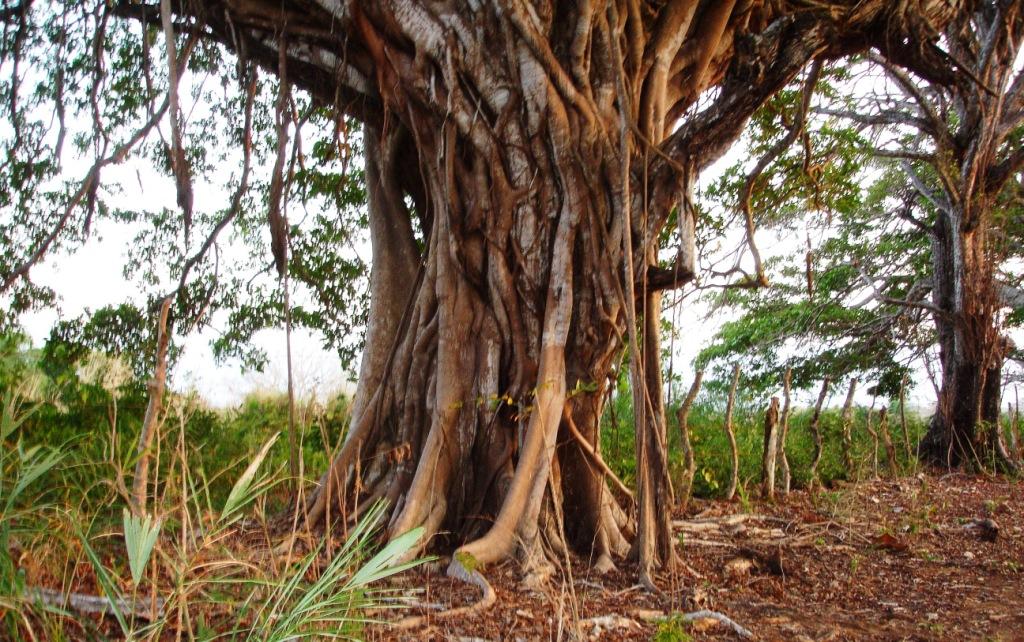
[
  {"x1": 594, "y1": 552, "x2": 617, "y2": 575},
  {"x1": 638, "y1": 568, "x2": 659, "y2": 594},
  {"x1": 635, "y1": 609, "x2": 754, "y2": 639},
  {"x1": 683, "y1": 610, "x2": 754, "y2": 638},
  {"x1": 392, "y1": 557, "x2": 496, "y2": 631}
]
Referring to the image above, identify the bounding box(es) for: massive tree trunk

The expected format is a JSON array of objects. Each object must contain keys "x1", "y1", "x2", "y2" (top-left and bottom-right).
[
  {"x1": 139, "y1": 0, "x2": 965, "y2": 577},
  {"x1": 921, "y1": 214, "x2": 999, "y2": 467},
  {"x1": 914, "y1": 4, "x2": 1024, "y2": 469}
]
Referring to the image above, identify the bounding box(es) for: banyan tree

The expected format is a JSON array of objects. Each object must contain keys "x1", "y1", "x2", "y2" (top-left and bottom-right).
[{"x1": 2, "y1": 0, "x2": 967, "y2": 585}]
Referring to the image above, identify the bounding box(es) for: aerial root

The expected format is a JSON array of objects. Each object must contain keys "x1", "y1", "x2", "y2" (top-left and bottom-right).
[{"x1": 392, "y1": 557, "x2": 496, "y2": 631}]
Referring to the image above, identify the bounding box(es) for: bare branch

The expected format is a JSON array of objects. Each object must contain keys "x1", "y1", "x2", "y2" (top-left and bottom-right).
[
  {"x1": 736, "y1": 60, "x2": 824, "y2": 287},
  {"x1": 900, "y1": 158, "x2": 950, "y2": 214},
  {"x1": 854, "y1": 261, "x2": 946, "y2": 318},
  {"x1": 867, "y1": 51, "x2": 949, "y2": 146},
  {"x1": 812, "y1": 106, "x2": 934, "y2": 136}
]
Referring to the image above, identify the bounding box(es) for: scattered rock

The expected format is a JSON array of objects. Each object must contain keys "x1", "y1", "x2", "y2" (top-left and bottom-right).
[
  {"x1": 579, "y1": 614, "x2": 640, "y2": 637},
  {"x1": 724, "y1": 556, "x2": 755, "y2": 579},
  {"x1": 963, "y1": 518, "x2": 999, "y2": 542}
]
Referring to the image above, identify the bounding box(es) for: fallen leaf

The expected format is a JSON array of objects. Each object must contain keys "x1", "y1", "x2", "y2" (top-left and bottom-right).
[{"x1": 871, "y1": 533, "x2": 909, "y2": 553}]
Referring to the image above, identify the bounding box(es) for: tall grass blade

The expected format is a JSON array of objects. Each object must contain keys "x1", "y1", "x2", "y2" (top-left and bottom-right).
[
  {"x1": 0, "y1": 390, "x2": 40, "y2": 442},
  {"x1": 221, "y1": 432, "x2": 279, "y2": 523},
  {"x1": 5, "y1": 445, "x2": 62, "y2": 513},
  {"x1": 75, "y1": 525, "x2": 129, "y2": 635}
]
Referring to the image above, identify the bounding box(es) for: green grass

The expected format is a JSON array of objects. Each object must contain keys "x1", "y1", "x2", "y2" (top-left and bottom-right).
[
  {"x1": 602, "y1": 386, "x2": 933, "y2": 501},
  {"x1": 0, "y1": 343, "x2": 427, "y2": 640}
]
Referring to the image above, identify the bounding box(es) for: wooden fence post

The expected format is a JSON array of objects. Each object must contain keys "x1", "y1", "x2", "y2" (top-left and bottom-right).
[
  {"x1": 865, "y1": 399, "x2": 879, "y2": 479},
  {"x1": 899, "y1": 374, "x2": 912, "y2": 461},
  {"x1": 1012, "y1": 390, "x2": 1021, "y2": 461},
  {"x1": 879, "y1": 407, "x2": 899, "y2": 477}
]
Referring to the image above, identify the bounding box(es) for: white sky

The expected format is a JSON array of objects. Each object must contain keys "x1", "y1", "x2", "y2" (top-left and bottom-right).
[{"x1": 15, "y1": 155, "x2": 353, "y2": 407}]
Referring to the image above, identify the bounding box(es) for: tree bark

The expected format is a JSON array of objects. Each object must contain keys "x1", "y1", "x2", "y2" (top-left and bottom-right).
[
  {"x1": 1012, "y1": 393, "x2": 1022, "y2": 462},
  {"x1": 808, "y1": 377, "x2": 830, "y2": 487},
  {"x1": 865, "y1": 402, "x2": 879, "y2": 480},
  {"x1": 761, "y1": 397, "x2": 780, "y2": 499},
  {"x1": 724, "y1": 364, "x2": 740, "y2": 501},
  {"x1": 879, "y1": 407, "x2": 899, "y2": 478},
  {"x1": 676, "y1": 370, "x2": 703, "y2": 512},
  {"x1": 920, "y1": 215, "x2": 1007, "y2": 469},
  {"x1": 982, "y1": 353, "x2": 1018, "y2": 472},
  {"x1": 306, "y1": 124, "x2": 422, "y2": 526},
  {"x1": 132, "y1": 296, "x2": 171, "y2": 515},
  {"x1": 778, "y1": 368, "x2": 792, "y2": 495},
  {"x1": 899, "y1": 375, "x2": 913, "y2": 461}
]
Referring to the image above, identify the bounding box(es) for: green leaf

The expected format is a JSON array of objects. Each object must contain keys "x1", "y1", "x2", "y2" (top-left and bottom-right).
[
  {"x1": 122, "y1": 508, "x2": 162, "y2": 587},
  {"x1": 221, "y1": 432, "x2": 279, "y2": 523},
  {"x1": 346, "y1": 526, "x2": 424, "y2": 588}
]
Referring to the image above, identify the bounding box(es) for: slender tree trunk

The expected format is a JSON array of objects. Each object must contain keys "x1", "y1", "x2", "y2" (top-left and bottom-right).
[
  {"x1": 132, "y1": 296, "x2": 172, "y2": 515},
  {"x1": 899, "y1": 375, "x2": 912, "y2": 461},
  {"x1": 841, "y1": 378, "x2": 858, "y2": 479},
  {"x1": 808, "y1": 377, "x2": 830, "y2": 487},
  {"x1": 778, "y1": 368, "x2": 792, "y2": 495},
  {"x1": 1013, "y1": 391, "x2": 1021, "y2": 461},
  {"x1": 1006, "y1": 402, "x2": 1018, "y2": 463},
  {"x1": 724, "y1": 364, "x2": 741, "y2": 501},
  {"x1": 676, "y1": 371, "x2": 703, "y2": 512},
  {"x1": 984, "y1": 366, "x2": 1019, "y2": 473},
  {"x1": 761, "y1": 397, "x2": 780, "y2": 499},
  {"x1": 631, "y1": 290, "x2": 678, "y2": 581},
  {"x1": 865, "y1": 401, "x2": 879, "y2": 480},
  {"x1": 284, "y1": 270, "x2": 298, "y2": 490},
  {"x1": 879, "y1": 407, "x2": 898, "y2": 478}
]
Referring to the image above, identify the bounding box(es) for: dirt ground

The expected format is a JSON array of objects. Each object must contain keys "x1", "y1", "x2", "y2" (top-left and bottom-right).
[{"x1": 377, "y1": 472, "x2": 1024, "y2": 641}]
